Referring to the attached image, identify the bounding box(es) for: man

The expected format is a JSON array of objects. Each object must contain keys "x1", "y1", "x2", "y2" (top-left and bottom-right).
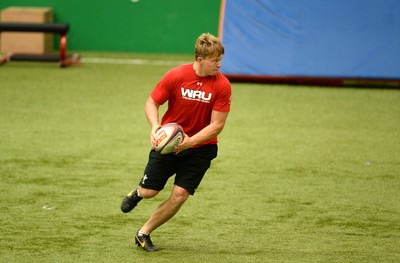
[{"x1": 121, "y1": 33, "x2": 232, "y2": 252}]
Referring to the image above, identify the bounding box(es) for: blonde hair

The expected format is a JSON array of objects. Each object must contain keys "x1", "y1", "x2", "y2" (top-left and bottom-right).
[{"x1": 194, "y1": 33, "x2": 224, "y2": 60}]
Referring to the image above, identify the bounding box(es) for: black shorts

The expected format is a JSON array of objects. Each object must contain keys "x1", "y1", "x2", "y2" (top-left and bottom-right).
[{"x1": 139, "y1": 144, "x2": 218, "y2": 195}]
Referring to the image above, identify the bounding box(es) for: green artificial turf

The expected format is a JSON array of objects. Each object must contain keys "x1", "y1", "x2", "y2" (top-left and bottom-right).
[{"x1": 0, "y1": 54, "x2": 399, "y2": 262}]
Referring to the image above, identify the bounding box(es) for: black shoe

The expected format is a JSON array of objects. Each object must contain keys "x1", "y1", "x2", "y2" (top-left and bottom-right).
[
  {"x1": 121, "y1": 189, "x2": 143, "y2": 213},
  {"x1": 135, "y1": 231, "x2": 159, "y2": 252}
]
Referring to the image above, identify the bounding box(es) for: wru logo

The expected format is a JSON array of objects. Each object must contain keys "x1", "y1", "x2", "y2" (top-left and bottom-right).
[{"x1": 181, "y1": 87, "x2": 212, "y2": 102}]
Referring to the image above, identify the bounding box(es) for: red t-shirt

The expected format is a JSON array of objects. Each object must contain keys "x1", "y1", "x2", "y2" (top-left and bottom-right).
[{"x1": 151, "y1": 63, "x2": 231, "y2": 146}]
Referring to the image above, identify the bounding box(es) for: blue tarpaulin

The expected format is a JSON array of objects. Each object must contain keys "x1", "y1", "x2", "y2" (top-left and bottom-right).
[{"x1": 219, "y1": 0, "x2": 400, "y2": 81}]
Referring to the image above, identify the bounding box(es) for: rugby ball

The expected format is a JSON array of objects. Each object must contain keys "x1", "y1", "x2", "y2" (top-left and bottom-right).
[{"x1": 154, "y1": 123, "x2": 184, "y2": 154}]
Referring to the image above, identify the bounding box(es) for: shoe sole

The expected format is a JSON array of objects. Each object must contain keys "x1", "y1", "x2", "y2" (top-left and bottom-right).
[{"x1": 121, "y1": 190, "x2": 142, "y2": 213}]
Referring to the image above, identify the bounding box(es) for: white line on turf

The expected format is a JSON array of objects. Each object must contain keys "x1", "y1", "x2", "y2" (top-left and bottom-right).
[{"x1": 82, "y1": 57, "x2": 190, "y2": 66}]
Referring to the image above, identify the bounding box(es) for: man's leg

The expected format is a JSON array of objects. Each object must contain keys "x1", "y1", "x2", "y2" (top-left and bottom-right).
[
  {"x1": 139, "y1": 185, "x2": 190, "y2": 235},
  {"x1": 134, "y1": 185, "x2": 190, "y2": 251}
]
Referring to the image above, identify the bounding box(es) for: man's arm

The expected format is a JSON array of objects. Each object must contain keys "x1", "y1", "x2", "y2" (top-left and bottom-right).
[
  {"x1": 174, "y1": 110, "x2": 229, "y2": 153},
  {"x1": 145, "y1": 96, "x2": 161, "y2": 147}
]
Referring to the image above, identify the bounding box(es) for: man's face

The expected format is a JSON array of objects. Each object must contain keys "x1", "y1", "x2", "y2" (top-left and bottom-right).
[{"x1": 200, "y1": 55, "x2": 223, "y2": 76}]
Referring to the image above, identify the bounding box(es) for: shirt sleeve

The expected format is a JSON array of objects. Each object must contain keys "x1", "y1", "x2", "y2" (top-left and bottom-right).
[
  {"x1": 213, "y1": 77, "x2": 232, "y2": 112},
  {"x1": 150, "y1": 69, "x2": 177, "y2": 105}
]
